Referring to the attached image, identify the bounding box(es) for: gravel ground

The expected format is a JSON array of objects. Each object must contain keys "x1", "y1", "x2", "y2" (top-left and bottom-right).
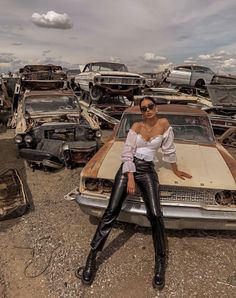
[{"x1": 0, "y1": 129, "x2": 236, "y2": 298}]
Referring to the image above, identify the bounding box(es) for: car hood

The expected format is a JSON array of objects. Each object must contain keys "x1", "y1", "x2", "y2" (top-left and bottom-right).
[
  {"x1": 95, "y1": 71, "x2": 142, "y2": 77},
  {"x1": 96, "y1": 141, "x2": 236, "y2": 190}
]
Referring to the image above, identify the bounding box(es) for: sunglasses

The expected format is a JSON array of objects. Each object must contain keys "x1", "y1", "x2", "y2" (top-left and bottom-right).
[{"x1": 140, "y1": 103, "x2": 155, "y2": 112}]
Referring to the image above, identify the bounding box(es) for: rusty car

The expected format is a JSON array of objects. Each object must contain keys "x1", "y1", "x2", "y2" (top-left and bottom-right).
[
  {"x1": 204, "y1": 84, "x2": 236, "y2": 137},
  {"x1": 14, "y1": 89, "x2": 102, "y2": 170},
  {"x1": 75, "y1": 62, "x2": 145, "y2": 102},
  {"x1": 73, "y1": 104, "x2": 236, "y2": 230},
  {"x1": 19, "y1": 64, "x2": 67, "y2": 90},
  {"x1": 0, "y1": 169, "x2": 29, "y2": 220}
]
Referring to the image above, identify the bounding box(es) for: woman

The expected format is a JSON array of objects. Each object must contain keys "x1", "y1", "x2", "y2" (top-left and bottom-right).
[{"x1": 79, "y1": 96, "x2": 192, "y2": 290}]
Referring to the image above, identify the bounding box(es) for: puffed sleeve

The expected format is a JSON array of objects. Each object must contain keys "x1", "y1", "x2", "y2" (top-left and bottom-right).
[
  {"x1": 161, "y1": 126, "x2": 177, "y2": 163},
  {"x1": 121, "y1": 129, "x2": 137, "y2": 173}
]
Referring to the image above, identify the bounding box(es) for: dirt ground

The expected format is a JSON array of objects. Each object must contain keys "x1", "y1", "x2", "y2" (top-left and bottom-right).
[{"x1": 0, "y1": 129, "x2": 236, "y2": 298}]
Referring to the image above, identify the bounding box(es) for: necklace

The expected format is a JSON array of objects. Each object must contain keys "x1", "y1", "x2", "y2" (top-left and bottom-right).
[{"x1": 144, "y1": 120, "x2": 158, "y2": 133}]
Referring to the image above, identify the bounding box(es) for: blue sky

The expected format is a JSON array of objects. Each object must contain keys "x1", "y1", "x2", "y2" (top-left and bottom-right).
[{"x1": 1, "y1": 0, "x2": 236, "y2": 73}]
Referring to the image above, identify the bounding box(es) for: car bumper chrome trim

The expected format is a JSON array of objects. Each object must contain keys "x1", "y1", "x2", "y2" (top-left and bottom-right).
[{"x1": 76, "y1": 193, "x2": 236, "y2": 230}]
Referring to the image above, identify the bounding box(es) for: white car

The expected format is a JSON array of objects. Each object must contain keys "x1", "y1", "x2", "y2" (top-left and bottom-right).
[
  {"x1": 75, "y1": 62, "x2": 145, "y2": 102},
  {"x1": 165, "y1": 64, "x2": 215, "y2": 89}
]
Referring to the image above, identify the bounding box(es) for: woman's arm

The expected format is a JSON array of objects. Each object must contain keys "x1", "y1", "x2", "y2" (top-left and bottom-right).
[
  {"x1": 171, "y1": 162, "x2": 192, "y2": 180},
  {"x1": 160, "y1": 119, "x2": 192, "y2": 180},
  {"x1": 121, "y1": 122, "x2": 140, "y2": 194}
]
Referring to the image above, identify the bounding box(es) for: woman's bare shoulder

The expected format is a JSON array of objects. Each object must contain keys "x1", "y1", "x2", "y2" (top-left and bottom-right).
[
  {"x1": 158, "y1": 118, "x2": 170, "y2": 131},
  {"x1": 131, "y1": 121, "x2": 143, "y2": 133}
]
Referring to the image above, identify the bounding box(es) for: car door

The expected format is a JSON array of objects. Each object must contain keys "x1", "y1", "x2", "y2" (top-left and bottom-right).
[
  {"x1": 167, "y1": 66, "x2": 192, "y2": 86},
  {"x1": 191, "y1": 66, "x2": 215, "y2": 86},
  {"x1": 75, "y1": 64, "x2": 91, "y2": 92}
]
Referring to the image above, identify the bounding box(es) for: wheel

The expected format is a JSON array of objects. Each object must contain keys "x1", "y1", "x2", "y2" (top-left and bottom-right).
[
  {"x1": 195, "y1": 79, "x2": 205, "y2": 89},
  {"x1": 89, "y1": 86, "x2": 103, "y2": 102}
]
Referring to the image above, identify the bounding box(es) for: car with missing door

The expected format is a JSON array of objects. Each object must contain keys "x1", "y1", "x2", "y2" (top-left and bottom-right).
[
  {"x1": 74, "y1": 104, "x2": 236, "y2": 230},
  {"x1": 165, "y1": 64, "x2": 215, "y2": 89}
]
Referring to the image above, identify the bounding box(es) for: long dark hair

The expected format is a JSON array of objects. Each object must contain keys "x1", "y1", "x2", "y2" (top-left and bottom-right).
[{"x1": 139, "y1": 96, "x2": 156, "y2": 108}]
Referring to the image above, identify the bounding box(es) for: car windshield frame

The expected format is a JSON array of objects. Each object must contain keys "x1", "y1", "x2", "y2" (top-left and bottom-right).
[
  {"x1": 24, "y1": 95, "x2": 82, "y2": 113},
  {"x1": 116, "y1": 112, "x2": 215, "y2": 145},
  {"x1": 91, "y1": 62, "x2": 128, "y2": 72}
]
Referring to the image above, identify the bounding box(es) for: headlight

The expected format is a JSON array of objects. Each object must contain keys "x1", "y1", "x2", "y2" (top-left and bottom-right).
[
  {"x1": 102, "y1": 180, "x2": 113, "y2": 193},
  {"x1": 84, "y1": 178, "x2": 113, "y2": 193},
  {"x1": 94, "y1": 77, "x2": 99, "y2": 83},
  {"x1": 95, "y1": 130, "x2": 102, "y2": 138},
  {"x1": 24, "y1": 135, "x2": 33, "y2": 143},
  {"x1": 215, "y1": 191, "x2": 236, "y2": 205},
  {"x1": 62, "y1": 143, "x2": 69, "y2": 151},
  {"x1": 15, "y1": 135, "x2": 23, "y2": 144},
  {"x1": 85, "y1": 178, "x2": 99, "y2": 191}
]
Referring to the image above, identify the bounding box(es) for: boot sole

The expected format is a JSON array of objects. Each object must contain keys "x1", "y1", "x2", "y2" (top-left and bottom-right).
[{"x1": 152, "y1": 279, "x2": 165, "y2": 290}]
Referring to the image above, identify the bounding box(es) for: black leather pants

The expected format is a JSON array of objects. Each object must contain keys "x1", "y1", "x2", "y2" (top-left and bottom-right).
[{"x1": 90, "y1": 157, "x2": 166, "y2": 257}]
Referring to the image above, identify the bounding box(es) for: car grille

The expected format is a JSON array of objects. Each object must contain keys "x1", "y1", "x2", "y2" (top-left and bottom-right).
[
  {"x1": 132, "y1": 185, "x2": 217, "y2": 206},
  {"x1": 102, "y1": 77, "x2": 138, "y2": 85},
  {"x1": 44, "y1": 128, "x2": 76, "y2": 141}
]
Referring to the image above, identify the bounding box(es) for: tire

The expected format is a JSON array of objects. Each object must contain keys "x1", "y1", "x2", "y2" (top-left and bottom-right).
[
  {"x1": 89, "y1": 86, "x2": 103, "y2": 102},
  {"x1": 195, "y1": 79, "x2": 205, "y2": 89}
]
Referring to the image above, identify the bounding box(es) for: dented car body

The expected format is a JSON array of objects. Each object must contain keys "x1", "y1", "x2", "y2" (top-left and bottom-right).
[
  {"x1": 76, "y1": 105, "x2": 236, "y2": 230},
  {"x1": 15, "y1": 89, "x2": 101, "y2": 169},
  {"x1": 75, "y1": 62, "x2": 145, "y2": 102}
]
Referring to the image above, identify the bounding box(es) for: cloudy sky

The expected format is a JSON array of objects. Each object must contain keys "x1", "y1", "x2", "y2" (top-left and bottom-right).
[{"x1": 1, "y1": 0, "x2": 236, "y2": 73}]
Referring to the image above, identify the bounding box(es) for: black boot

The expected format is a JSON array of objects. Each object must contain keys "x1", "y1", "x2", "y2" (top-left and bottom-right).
[
  {"x1": 153, "y1": 254, "x2": 166, "y2": 290},
  {"x1": 82, "y1": 249, "x2": 97, "y2": 285},
  {"x1": 151, "y1": 215, "x2": 167, "y2": 290}
]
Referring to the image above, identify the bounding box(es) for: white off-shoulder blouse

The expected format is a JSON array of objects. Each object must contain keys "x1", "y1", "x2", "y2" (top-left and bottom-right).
[{"x1": 121, "y1": 126, "x2": 176, "y2": 173}]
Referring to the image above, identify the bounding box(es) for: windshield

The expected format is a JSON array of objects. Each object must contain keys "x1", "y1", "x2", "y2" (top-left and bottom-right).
[
  {"x1": 24, "y1": 95, "x2": 81, "y2": 113},
  {"x1": 91, "y1": 63, "x2": 128, "y2": 72},
  {"x1": 117, "y1": 113, "x2": 215, "y2": 144},
  {"x1": 67, "y1": 69, "x2": 81, "y2": 75}
]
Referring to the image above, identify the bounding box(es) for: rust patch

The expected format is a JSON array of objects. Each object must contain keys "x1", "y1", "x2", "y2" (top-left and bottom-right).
[
  {"x1": 217, "y1": 143, "x2": 236, "y2": 183},
  {"x1": 82, "y1": 140, "x2": 115, "y2": 177}
]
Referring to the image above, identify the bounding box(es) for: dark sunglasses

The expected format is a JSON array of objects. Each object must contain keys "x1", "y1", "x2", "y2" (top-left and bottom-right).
[{"x1": 140, "y1": 103, "x2": 155, "y2": 112}]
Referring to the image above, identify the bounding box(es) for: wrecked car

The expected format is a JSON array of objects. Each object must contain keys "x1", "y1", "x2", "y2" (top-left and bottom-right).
[
  {"x1": 165, "y1": 64, "x2": 215, "y2": 89},
  {"x1": 204, "y1": 84, "x2": 236, "y2": 135},
  {"x1": 75, "y1": 62, "x2": 145, "y2": 102},
  {"x1": 15, "y1": 89, "x2": 102, "y2": 170},
  {"x1": 0, "y1": 169, "x2": 29, "y2": 220},
  {"x1": 80, "y1": 95, "x2": 131, "y2": 128},
  {"x1": 134, "y1": 87, "x2": 212, "y2": 107},
  {"x1": 19, "y1": 64, "x2": 67, "y2": 90},
  {"x1": 141, "y1": 72, "x2": 160, "y2": 88},
  {"x1": 73, "y1": 104, "x2": 236, "y2": 230}
]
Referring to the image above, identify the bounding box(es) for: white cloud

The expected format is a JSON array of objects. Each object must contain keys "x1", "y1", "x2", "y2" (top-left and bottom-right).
[
  {"x1": 184, "y1": 59, "x2": 197, "y2": 63},
  {"x1": 198, "y1": 53, "x2": 223, "y2": 61},
  {"x1": 153, "y1": 63, "x2": 173, "y2": 72},
  {"x1": 221, "y1": 58, "x2": 236, "y2": 69},
  {"x1": 32, "y1": 11, "x2": 73, "y2": 29},
  {"x1": 12, "y1": 42, "x2": 22, "y2": 46},
  {"x1": 110, "y1": 56, "x2": 121, "y2": 63},
  {"x1": 144, "y1": 53, "x2": 167, "y2": 63}
]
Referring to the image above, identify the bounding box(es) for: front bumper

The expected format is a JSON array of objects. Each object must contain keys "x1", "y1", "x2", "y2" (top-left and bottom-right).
[
  {"x1": 19, "y1": 148, "x2": 64, "y2": 169},
  {"x1": 76, "y1": 194, "x2": 236, "y2": 230}
]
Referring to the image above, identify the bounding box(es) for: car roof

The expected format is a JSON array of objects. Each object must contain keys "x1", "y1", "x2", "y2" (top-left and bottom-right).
[
  {"x1": 89, "y1": 62, "x2": 125, "y2": 65},
  {"x1": 125, "y1": 104, "x2": 208, "y2": 115},
  {"x1": 24, "y1": 89, "x2": 76, "y2": 96}
]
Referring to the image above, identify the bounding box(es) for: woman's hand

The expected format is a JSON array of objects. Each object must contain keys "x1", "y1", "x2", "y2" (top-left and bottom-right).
[
  {"x1": 173, "y1": 170, "x2": 192, "y2": 180},
  {"x1": 127, "y1": 173, "x2": 136, "y2": 194}
]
